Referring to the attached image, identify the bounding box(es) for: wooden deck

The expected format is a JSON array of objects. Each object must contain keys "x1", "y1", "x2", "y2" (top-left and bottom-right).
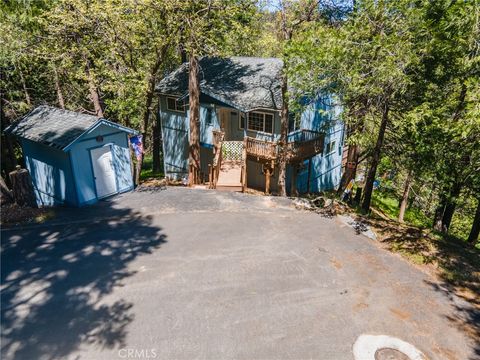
[
  {"x1": 245, "y1": 137, "x2": 277, "y2": 161},
  {"x1": 208, "y1": 129, "x2": 324, "y2": 194},
  {"x1": 286, "y1": 130, "x2": 325, "y2": 163},
  {"x1": 245, "y1": 129, "x2": 324, "y2": 163}
]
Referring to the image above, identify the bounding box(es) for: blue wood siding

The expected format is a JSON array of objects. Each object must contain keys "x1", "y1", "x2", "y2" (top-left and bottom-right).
[
  {"x1": 21, "y1": 139, "x2": 77, "y2": 206},
  {"x1": 287, "y1": 94, "x2": 344, "y2": 193},
  {"x1": 159, "y1": 95, "x2": 189, "y2": 180},
  {"x1": 69, "y1": 124, "x2": 133, "y2": 205},
  {"x1": 159, "y1": 92, "x2": 344, "y2": 192},
  {"x1": 199, "y1": 104, "x2": 220, "y2": 145}
]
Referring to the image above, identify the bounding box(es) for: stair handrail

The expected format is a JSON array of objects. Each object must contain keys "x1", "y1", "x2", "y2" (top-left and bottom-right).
[{"x1": 210, "y1": 130, "x2": 225, "y2": 189}]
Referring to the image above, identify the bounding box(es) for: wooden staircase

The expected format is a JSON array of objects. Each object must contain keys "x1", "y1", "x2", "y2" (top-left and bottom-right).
[
  {"x1": 216, "y1": 160, "x2": 242, "y2": 192},
  {"x1": 207, "y1": 129, "x2": 324, "y2": 194},
  {"x1": 208, "y1": 133, "x2": 245, "y2": 192}
]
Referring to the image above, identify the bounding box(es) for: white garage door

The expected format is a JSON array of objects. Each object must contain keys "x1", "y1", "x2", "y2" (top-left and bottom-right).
[{"x1": 90, "y1": 146, "x2": 118, "y2": 198}]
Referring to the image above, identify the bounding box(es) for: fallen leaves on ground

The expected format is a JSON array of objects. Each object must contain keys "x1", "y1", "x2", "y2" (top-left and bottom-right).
[{"x1": 1, "y1": 203, "x2": 55, "y2": 226}]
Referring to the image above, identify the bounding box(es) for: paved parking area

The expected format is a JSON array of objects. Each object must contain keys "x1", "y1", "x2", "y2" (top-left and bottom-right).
[{"x1": 1, "y1": 188, "x2": 477, "y2": 359}]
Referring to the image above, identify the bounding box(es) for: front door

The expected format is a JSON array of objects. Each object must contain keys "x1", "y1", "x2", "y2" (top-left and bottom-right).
[
  {"x1": 90, "y1": 146, "x2": 118, "y2": 198},
  {"x1": 218, "y1": 108, "x2": 230, "y2": 139}
]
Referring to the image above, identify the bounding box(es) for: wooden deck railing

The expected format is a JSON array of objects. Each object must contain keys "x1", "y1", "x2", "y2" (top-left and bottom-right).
[
  {"x1": 286, "y1": 130, "x2": 325, "y2": 163},
  {"x1": 245, "y1": 137, "x2": 277, "y2": 160},
  {"x1": 288, "y1": 129, "x2": 323, "y2": 143},
  {"x1": 209, "y1": 130, "x2": 225, "y2": 189},
  {"x1": 213, "y1": 130, "x2": 224, "y2": 148},
  {"x1": 209, "y1": 129, "x2": 323, "y2": 190},
  {"x1": 245, "y1": 130, "x2": 324, "y2": 163}
]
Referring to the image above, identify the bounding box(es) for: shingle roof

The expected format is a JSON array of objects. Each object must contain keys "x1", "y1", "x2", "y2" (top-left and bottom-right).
[
  {"x1": 156, "y1": 57, "x2": 283, "y2": 112},
  {"x1": 5, "y1": 106, "x2": 101, "y2": 150}
]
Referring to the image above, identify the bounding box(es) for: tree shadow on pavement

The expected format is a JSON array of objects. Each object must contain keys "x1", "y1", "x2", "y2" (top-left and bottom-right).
[
  {"x1": 425, "y1": 280, "x2": 480, "y2": 360},
  {"x1": 1, "y1": 206, "x2": 166, "y2": 360},
  {"x1": 360, "y1": 214, "x2": 480, "y2": 359}
]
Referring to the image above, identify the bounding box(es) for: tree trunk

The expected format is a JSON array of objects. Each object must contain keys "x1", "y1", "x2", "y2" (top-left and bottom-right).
[
  {"x1": 442, "y1": 183, "x2": 461, "y2": 232},
  {"x1": 152, "y1": 101, "x2": 162, "y2": 173},
  {"x1": 53, "y1": 66, "x2": 65, "y2": 109},
  {"x1": 1, "y1": 100, "x2": 17, "y2": 186},
  {"x1": 277, "y1": 69, "x2": 289, "y2": 196},
  {"x1": 188, "y1": 54, "x2": 201, "y2": 186},
  {"x1": 361, "y1": 103, "x2": 389, "y2": 212},
  {"x1": 9, "y1": 167, "x2": 37, "y2": 208},
  {"x1": 442, "y1": 202, "x2": 457, "y2": 232},
  {"x1": 337, "y1": 144, "x2": 360, "y2": 195},
  {"x1": 0, "y1": 176, "x2": 13, "y2": 205},
  {"x1": 18, "y1": 65, "x2": 31, "y2": 107},
  {"x1": 398, "y1": 170, "x2": 412, "y2": 223},
  {"x1": 142, "y1": 49, "x2": 165, "y2": 151},
  {"x1": 132, "y1": 47, "x2": 167, "y2": 176},
  {"x1": 433, "y1": 182, "x2": 461, "y2": 233},
  {"x1": 468, "y1": 199, "x2": 480, "y2": 244},
  {"x1": 179, "y1": 43, "x2": 188, "y2": 64},
  {"x1": 290, "y1": 163, "x2": 298, "y2": 197},
  {"x1": 433, "y1": 192, "x2": 448, "y2": 232},
  {"x1": 85, "y1": 60, "x2": 104, "y2": 118}
]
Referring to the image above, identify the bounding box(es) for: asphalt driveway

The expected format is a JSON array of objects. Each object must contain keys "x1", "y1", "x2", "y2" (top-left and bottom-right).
[{"x1": 1, "y1": 188, "x2": 477, "y2": 360}]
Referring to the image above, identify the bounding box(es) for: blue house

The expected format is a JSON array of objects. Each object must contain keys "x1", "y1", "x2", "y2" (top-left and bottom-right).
[
  {"x1": 5, "y1": 106, "x2": 137, "y2": 206},
  {"x1": 156, "y1": 57, "x2": 345, "y2": 194}
]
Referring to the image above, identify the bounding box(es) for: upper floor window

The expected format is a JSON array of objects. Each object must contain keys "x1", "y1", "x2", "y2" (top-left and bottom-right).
[
  {"x1": 166, "y1": 97, "x2": 185, "y2": 112},
  {"x1": 239, "y1": 113, "x2": 245, "y2": 129},
  {"x1": 326, "y1": 140, "x2": 336, "y2": 154},
  {"x1": 288, "y1": 113, "x2": 300, "y2": 132},
  {"x1": 248, "y1": 111, "x2": 274, "y2": 134},
  {"x1": 205, "y1": 108, "x2": 213, "y2": 125}
]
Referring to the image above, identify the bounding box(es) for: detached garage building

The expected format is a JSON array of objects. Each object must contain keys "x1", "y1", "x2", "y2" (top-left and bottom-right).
[{"x1": 5, "y1": 105, "x2": 137, "y2": 207}]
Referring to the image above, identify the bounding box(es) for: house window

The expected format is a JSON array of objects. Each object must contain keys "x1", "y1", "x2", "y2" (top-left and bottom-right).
[
  {"x1": 326, "y1": 140, "x2": 336, "y2": 154},
  {"x1": 247, "y1": 112, "x2": 274, "y2": 134},
  {"x1": 166, "y1": 97, "x2": 185, "y2": 112},
  {"x1": 206, "y1": 108, "x2": 213, "y2": 125},
  {"x1": 239, "y1": 113, "x2": 245, "y2": 129},
  {"x1": 288, "y1": 113, "x2": 301, "y2": 132}
]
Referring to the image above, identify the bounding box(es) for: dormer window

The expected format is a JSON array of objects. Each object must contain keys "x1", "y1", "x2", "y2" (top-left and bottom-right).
[{"x1": 166, "y1": 97, "x2": 185, "y2": 112}]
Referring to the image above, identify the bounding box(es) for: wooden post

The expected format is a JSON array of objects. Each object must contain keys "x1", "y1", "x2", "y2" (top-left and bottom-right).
[
  {"x1": 307, "y1": 158, "x2": 312, "y2": 194},
  {"x1": 265, "y1": 167, "x2": 271, "y2": 195},
  {"x1": 291, "y1": 162, "x2": 298, "y2": 197},
  {"x1": 243, "y1": 162, "x2": 248, "y2": 192},
  {"x1": 242, "y1": 139, "x2": 247, "y2": 192},
  {"x1": 9, "y1": 166, "x2": 37, "y2": 208},
  {"x1": 208, "y1": 164, "x2": 212, "y2": 189}
]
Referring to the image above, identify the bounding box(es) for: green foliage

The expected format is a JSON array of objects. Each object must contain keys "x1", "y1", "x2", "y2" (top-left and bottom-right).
[
  {"x1": 1, "y1": 0, "x2": 258, "y2": 126},
  {"x1": 287, "y1": 0, "x2": 480, "y2": 242},
  {"x1": 371, "y1": 189, "x2": 432, "y2": 229},
  {"x1": 1, "y1": 0, "x2": 478, "y2": 243},
  {"x1": 177, "y1": 0, "x2": 259, "y2": 58},
  {"x1": 140, "y1": 154, "x2": 163, "y2": 181}
]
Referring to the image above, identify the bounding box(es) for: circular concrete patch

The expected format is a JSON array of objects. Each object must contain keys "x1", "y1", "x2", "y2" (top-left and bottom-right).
[
  {"x1": 375, "y1": 348, "x2": 411, "y2": 360},
  {"x1": 353, "y1": 335, "x2": 426, "y2": 360}
]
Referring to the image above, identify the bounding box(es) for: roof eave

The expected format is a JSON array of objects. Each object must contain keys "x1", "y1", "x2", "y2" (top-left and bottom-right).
[{"x1": 62, "y1": 118, "x2": 138, "y2": 152}]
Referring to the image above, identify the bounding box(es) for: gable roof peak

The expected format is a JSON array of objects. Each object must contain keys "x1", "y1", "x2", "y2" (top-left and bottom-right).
[
  {"x1": 156, "y1": 56, "x2": 283, "y2": 112},
  {"x1": 4, "y1": 105, "x2": 135, "y2": 151}
]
